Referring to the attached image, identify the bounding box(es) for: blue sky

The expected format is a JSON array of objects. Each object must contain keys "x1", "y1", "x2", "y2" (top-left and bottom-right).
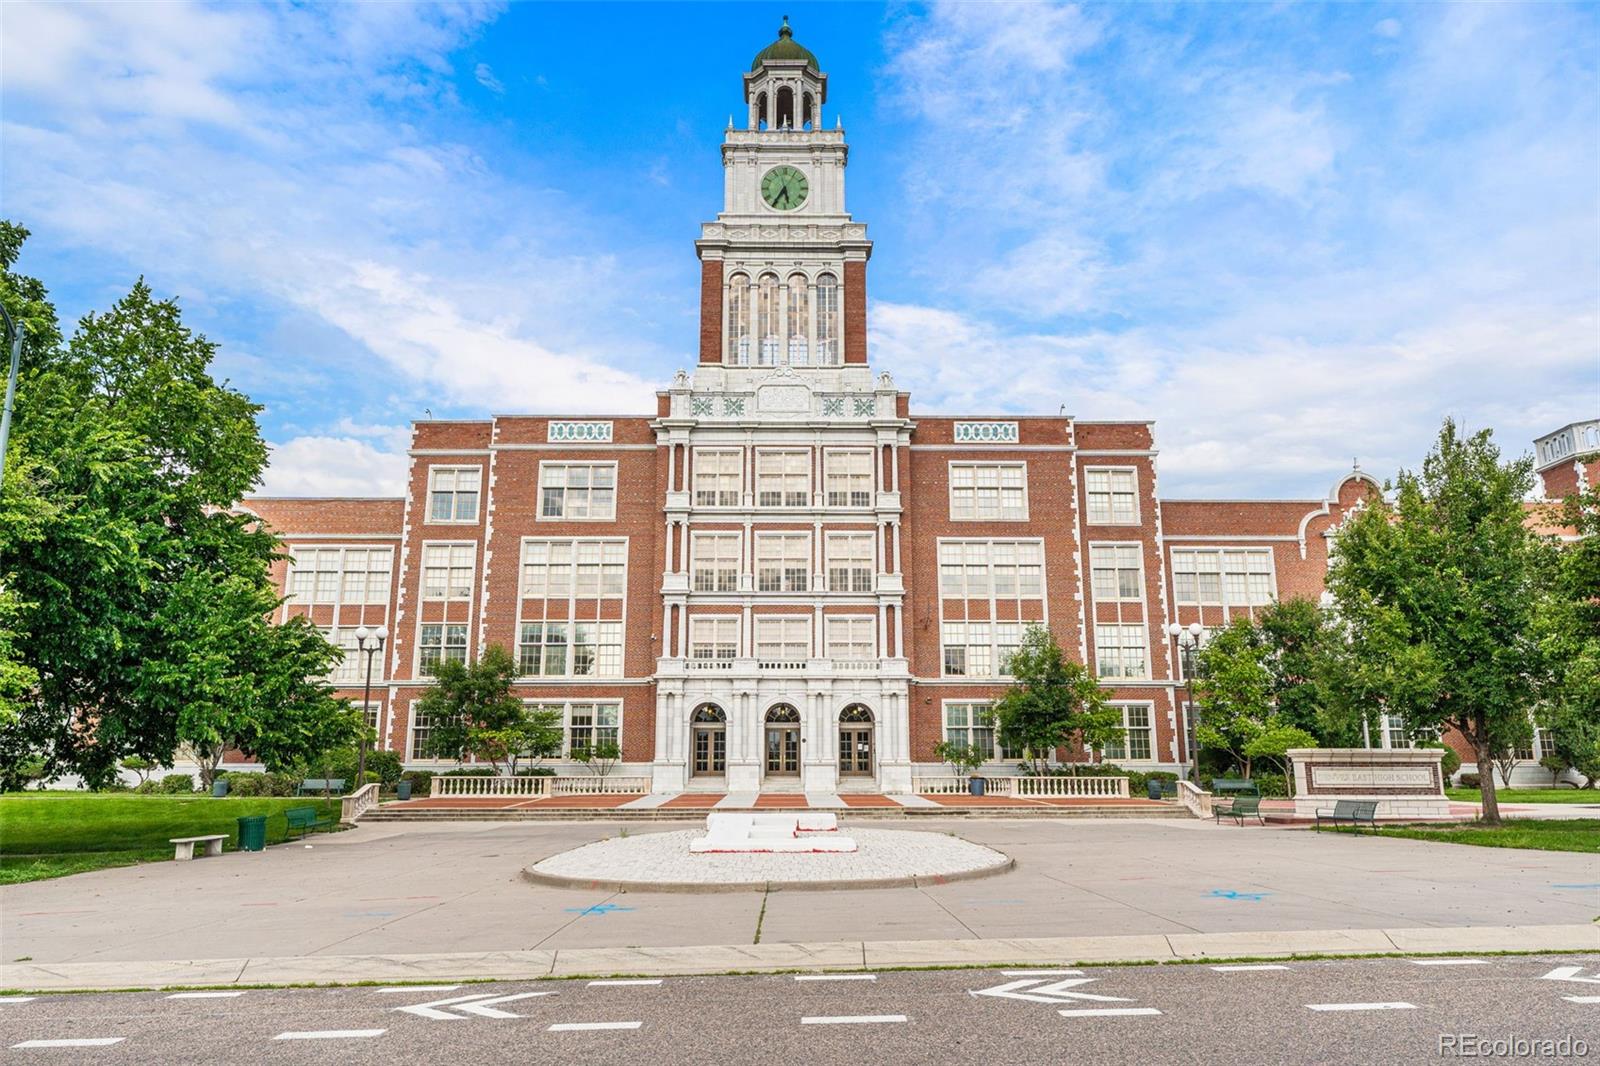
[{"x1": 2, "y1": 1, "x2": 1596, "y2": 498}]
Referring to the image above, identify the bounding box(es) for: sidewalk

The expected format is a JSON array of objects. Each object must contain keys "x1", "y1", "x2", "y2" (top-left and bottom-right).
[
  {"x1": 377, "y1": 792, "x2": 1178, "y2": 816},
  {"x1": 4, "y1": 924, "x2": 1596, "y2": 991}
]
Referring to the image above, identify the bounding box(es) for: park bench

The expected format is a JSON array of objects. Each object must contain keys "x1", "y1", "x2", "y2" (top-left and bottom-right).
[
  {"x1": 285, "y1": 806, "x2": 335, "y2": 838},
  {"x1": 1214, "y1": 794, "x2": 1265, "y2": 826},
  {"x1": 170, "y1": 834, "x2": 226, "y2": 861},
  {"x1": 1315, "y1": 799, "x2": 1379, "y2": 834},
  {"x1": 296, "y1": 778, "x2": 346, "y2": 796},
  {"x1": 1212, "y1": 778, "x2": 1260, "y2": 797}
]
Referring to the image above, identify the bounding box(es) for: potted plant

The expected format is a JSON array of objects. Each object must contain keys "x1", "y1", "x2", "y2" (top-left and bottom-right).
[{"x1": 934, "y1": 740, "x2": 988, "y2": 795}]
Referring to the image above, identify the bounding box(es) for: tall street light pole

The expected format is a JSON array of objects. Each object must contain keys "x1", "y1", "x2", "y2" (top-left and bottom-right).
[
  {"x1": 1167, "y1": 621, "x2": 1204, "y2": 783},
  {"x1": 354, "y1": 626, "x2": 387, "y2": 788},
  {"x1": 0, "y1": 305, "x2": 26, "y2": 494}
]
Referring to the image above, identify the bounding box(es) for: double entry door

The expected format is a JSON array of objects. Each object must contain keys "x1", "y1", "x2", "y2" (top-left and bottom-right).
[
  {"x1": 692, "y1": 726, "x2": 726, "y2": 776},
  {"x1": 764, "y1": 726, "x2": 800, "y2": 775},
  {"x1": 839, "y1": 727, "x2": 873, "y2": 775}
]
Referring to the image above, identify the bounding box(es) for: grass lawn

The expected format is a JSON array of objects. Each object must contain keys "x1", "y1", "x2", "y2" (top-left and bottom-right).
[
  {"x1": 1445, "y1": 787, "x2": 1600, "y2": 805},
  {"x1": 0, "y1": 793, "x2": 342, "y2": 884},
  {"x1": 1360, "y1": 818, "x2": 1600, "y2": 854}
]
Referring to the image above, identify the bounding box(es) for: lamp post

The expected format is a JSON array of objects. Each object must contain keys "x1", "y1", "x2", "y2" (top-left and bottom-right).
[
  {"x1": 354, "y1": 626, "x2": 387, "y2": 788},
  {"x1": 0, "y1": 304, "x2": 26, "y2": 495},
  {"x1": 1167, "y1": 621, "x2": 1205, "y2": 782}
]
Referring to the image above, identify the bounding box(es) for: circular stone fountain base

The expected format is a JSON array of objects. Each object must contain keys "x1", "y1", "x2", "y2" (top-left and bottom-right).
[{"x1": 524, "y1": 828, "x2": 1013, "y2": 893}]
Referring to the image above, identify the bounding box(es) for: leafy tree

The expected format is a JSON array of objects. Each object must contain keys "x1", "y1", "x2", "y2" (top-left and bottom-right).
[
  {"x1": 1324, "y1": 419, "x2": 1551, "y2": 825},
  {"x1": 933, "y1": 739, "x2": 987, "y2": 780},
  {"x1": 572, "y1": 740, "x2": 622, "y2": 780},
  {"x1": 416, "y1": 645, "x2": 552, "y2": 774},
  {"x1": 1535, "y1": 485, "x2": 1600, "y2": 789},
  {"x1": 1191, "y1": 617, "x2": 1274, "y2": 776},
  {"x1": 992, "y1": 624, "x2": 1117, "y2": 775},
  {"x1": 1258, "y1": 597, "x2": 1360, "y2": 745},
  {"x1": 1243, "y1": 722, "x2": 1318, "y2": 794}
]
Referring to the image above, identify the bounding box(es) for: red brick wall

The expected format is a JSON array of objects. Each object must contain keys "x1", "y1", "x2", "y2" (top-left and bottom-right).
[
  {"x1": 699, "y1": 258, "x2": 724, "y2": 364},
  {"x1": 844, "y1": 260, "x2": 867, "y2": 364}
]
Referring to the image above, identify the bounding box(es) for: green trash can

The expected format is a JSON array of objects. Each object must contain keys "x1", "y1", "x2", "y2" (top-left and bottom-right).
[
  {"x1": 212, "y1": 779, "x2": 229, "y2": 798},
  {"x1": 236, "y1": 815, "x2": 268, "y2": 852},
  {"x1": 396, "y1": 781, "x2": 412, "y2": 801}
]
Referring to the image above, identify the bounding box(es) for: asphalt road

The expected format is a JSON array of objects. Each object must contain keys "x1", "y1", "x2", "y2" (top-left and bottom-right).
[{"x1": 3, "y1": 954, "x2": 1596, "y2": 1065}]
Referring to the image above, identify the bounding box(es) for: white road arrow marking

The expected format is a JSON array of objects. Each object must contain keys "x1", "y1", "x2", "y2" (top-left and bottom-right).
[
  {"x1": 393, "y1": 991, "x2": 555, "y2": 1021},
  {"x1": 970, "y1": 977, "x2": 1132, "y2": 1005},
  {"x1": 1542, "y1": 966, "x2": 1600, "y2": 986}
]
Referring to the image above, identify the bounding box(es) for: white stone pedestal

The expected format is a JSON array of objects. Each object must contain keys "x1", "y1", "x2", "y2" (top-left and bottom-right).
[{"x1": 1287, "y1": 748, "x2": 1450, "y2": 820}]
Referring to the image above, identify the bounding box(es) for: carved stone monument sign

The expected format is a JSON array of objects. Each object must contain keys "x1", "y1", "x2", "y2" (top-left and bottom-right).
[{"x1": 1287, "y1": 747, "x2": 1450, "y2": 820}]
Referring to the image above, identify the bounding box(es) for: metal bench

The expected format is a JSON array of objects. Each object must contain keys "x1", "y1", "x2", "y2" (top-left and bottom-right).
[
  {"x1": 1214, "y1": 794, "x2": 1265, "y2": 826},
  {"x1": 170, "y1": 834, "x2": 226, "y2": 861},
  {"x1": 1213, "y1": 778, "x2": 1260, "y2": 797},
  {"x1": 1315, "y1": 799, "x2": 1379, "y2": 834},
  {"x1": 285, "y1": 806, "x2": 335, "y2": 838},
  {"x1": 296, "y1": 778, "x2": 347, "y2": 796}
]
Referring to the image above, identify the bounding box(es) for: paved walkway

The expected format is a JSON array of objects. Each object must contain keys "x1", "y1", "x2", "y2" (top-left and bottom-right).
[{"x1": 386, "y1": 792, "x2": 1173, "y2": 813}]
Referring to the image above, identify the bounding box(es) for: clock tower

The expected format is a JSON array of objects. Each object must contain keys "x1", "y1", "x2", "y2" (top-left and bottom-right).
[{"x1": 696, "y1": 18, "x2": 872, "y2": 367}]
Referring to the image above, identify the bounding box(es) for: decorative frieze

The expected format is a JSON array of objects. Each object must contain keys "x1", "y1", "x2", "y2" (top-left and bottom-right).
[
  {"x1": 547, "y1": 421, "x2": 613, "y2": 443},
  {"x1": 953, "y1": 421, "x2": 1019, "y2": 444}
]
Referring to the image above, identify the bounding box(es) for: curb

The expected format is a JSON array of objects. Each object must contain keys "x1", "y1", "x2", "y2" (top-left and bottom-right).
[{"x1": 519, "y1": 856, "x2": 1016, "y2": 894}]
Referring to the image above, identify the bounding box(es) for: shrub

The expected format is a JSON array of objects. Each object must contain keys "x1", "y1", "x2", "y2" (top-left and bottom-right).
[
  {"x1": 134, "y1": 779, "x2": 161, "y2": 795},
  {"x1": 1249, "y1": 772, "x2": 1288, "y2": 797},
  {"x1": 1419, "y1": 741, "x2": 1462, "y2": 779},
  {"x1": 223, "y1": 772, "x2": 269, "y2": 797},
  {"x1": 399, "y1": 770, "x2": 434, "y2": 796},
  {"x1": 439, "y1": 766, "x2": 495, "y2": 777},
  {"x1": 1145, "y1": 771, "x2": 1180, "y2": 784},
  {"x1": 1458, "y1": 772, "x2": 1481, "y2": 789},
  {"x1": 159, "y1": 773, "x2": 195, "y2": 793},
  {"x1": 365, "y1": 750, "x2": 404, "y2": 785}
]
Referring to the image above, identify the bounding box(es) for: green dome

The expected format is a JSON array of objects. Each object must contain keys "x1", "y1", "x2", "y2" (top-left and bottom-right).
[{"x1": 751, "y1": 16, "x2": 819, "y2": 72}]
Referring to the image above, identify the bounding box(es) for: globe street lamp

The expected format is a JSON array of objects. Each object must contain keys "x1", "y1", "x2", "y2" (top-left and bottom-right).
[
  {"x1": 1166, "y1": 621, "x2": 1205, "y2": 782},
  {"x1": 354, "y1": 626, "x2": 387, "y2": 787}
]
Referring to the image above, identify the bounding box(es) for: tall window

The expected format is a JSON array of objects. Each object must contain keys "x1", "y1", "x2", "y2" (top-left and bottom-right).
[
  {"x1": 410, "y1": 709, "x2": 442, "y2": 759},
  {"x1": 693, "y1": 449, "x2": 742, "y2": 507},
  {"x1": 825, "y1": 616, "x2": 875, "y2": 660},
  {"x1": 1084, "y1": 468, "x2": 1138, "y2": 524},
  {"x1": 826, "y1": 533, "x2": 874, "y2": 592},
  {"x1": 340, "y1": 548, "x2": 393, "y2": 604},
  {"x1": 942, "y1": 622, "x2": 991, "y2": 677},
  {"x1": 994, "y1": 622, "x2": 1023, "y2": 676},
  {"x1": 418, "y1": 623, "x2": 467, "y2": 675},
  {"x1": 519, "y1": 621, "x2": 623, "y2": 677},
  {"x1": 1382, "y1": 714, "x2": 1413, "y2": 750},
  {"x1": 754, "y1": 616, "x2": 810, "y2": 662},
  {"x1": 1102, "y1": 705, "x2": 1154, "y2": 761},
  {"x1": 1094, "y1": 625, "x2": 1149, "y2": 679},
  {"x1": 428, "y1": 467, "x2": 481, "y2": 523},
  {"x1": 824, "y1": 450, "x2": 873, "y2": 507},
  {"x1": 944, "y1": 702, "x2": 996, "y2": 760},
  {"x1": 1090, "y1": 545, "x2": 1143, "y2": 602},
  {"x1": 815, "y1": 273, "x2": 840, "y2": 364},
  {"x1": 786, "y1": 273, "x2": 810, "y2": 364},
  {"x1": 539, "y1": 463, "x2": 616, "y2": 520},
  {"x1": 520, "y1": 539, "x2": 627, "y2": 598},
  {"x1": 519, "y1": 622, "x2": 568, "y2": 676},
  {"x1": 567, "y1": 702, "x2": 620, "y2": 755},
  {"x1": 290, "y1": 547, "x2": 392, "y2": 605},
  {"x1": 756, "y1": 273, "x2": 780, "y2": 365},
  {"x1": 323, "y1": 628, "x2": 363, "y2": 685},
  {"x1": 691, "y1": 532, "x2": 741, "y2": 592},
  {"x1": 937, "y1": 540, "x2": 1045, "y2": 598},
  {"x1": 950, "y1": 463, "x2": 1027, "y2": 521},
  {"x1": 756, "y1": 533, "x2": 810, "y2": 592},
  {"x1": 756, "y1": 450, "x2": 810, "y2": 507},
  {"x1": 727, "y1": 273, "x2": 750, "y2": 364},
  {"x1": 289, "y1": 549, "x2": 338, "y2": 603},
  {"x1": 1171, "y1": 549, "x2": 1274, "y2": 606},
  {"x1": 689, "y1": 617, "x2": 739, "y2": 664},
  {"x1": 421, "y1": 544, "x2": 475, "y2": 601}
]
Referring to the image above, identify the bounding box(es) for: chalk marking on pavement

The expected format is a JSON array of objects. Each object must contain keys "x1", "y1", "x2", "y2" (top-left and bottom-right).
[
  {"x1": 1307, "y1": 1002, "x2": 1417, "y2": 1012},
  {"x1": 376, "y1": 985, "x2": 461, "y2": 993},
  {"x1": 1410, "y1": 959, "x2": 1486, "y2": 967},
  {"x1": 273, "y1": 1029, "x2": 387, "y2": 1040},
  {"x1": 11, "y1": 1038, "x2": 125, "y2": 1048},
  {"x1": 547, "y1": 1022, "x2": 643, "y2": 1032},
  {"x1": 1562, "y1": 996, "x2": 1600, "y2": 1004},
  {"x1": 167, "y1": 991, "x2": 246, "y2": 999},
  {"x1": 1211, "y1": 965, "x2": 1289, "y2": 972},
  {"x1": 801, "y1": 1015, "x2": 908, "y2": 1025},
  {"x1": 587, "y1": 979, "x2": 662, "y2": 987},
  {"x1": 1057, "y1": 1008, "x2": 1162, "y2": 1018},
  {"x1": 1001, "y1": 969, "x2": 1084, "y2": 976},
  {"x1": 794, "y1": 974, "x2": 876, "y2": 982}
]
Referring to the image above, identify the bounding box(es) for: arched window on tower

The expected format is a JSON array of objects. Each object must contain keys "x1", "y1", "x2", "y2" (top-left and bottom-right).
[
  {"x1": 776, "y1": 86, "x2": 795, "y2": 129},
  {"x1": 756, "y1": 92, "x2": 769, "y2": 131},
  {"x1": 787, "y1": 273, "x2": 810, "y2": 365},
  {"x1": 726, "y1": 273, "x2": 750, "y2": 365},
  {"x1": 815, "y1": 273, "x2": 840, "y2": 365},
  {"x1": 756, "y1": 273, "x2": 780, "y2": 365},
  {"x1": 802, "y1": 92, "x2": 815, "y2": 130}
]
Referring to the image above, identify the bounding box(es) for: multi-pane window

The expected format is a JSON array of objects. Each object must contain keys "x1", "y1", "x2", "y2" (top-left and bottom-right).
[
  {"x1": 421, "y1": 545, "x2": 475, "y2": 601},
  {"x1": 289, "y1": 549, "x2": 339, "y2": 603},
  {"x1": 726, "y1": 273, "x2": 750, "y2": 364},
  {"x1": 787, "y1": 273, "x2": 810, "y2": 364},
  {"x1": 950, "y1": 463, "x2": 1028, "y2": 521},
  {"x1": 994, "y1": 622, "x2": 1023, "y2": 676},
  {"x1": 418, "y1": 623, "x2": 467, "y2": 675},
  {"x1": 756, "y1": 450, "x2": 810, "y2": 508},
  {"x1": 1171, "y1": 549, "x2": 1274, "y2": 606},
  {"x1": 519, "y1": 621, "x2": 623, "y2": 677},
  {"x1": 539, "y1": 463, "x2": 616, "y2": 521},
  {"x1": 1382, "y1": 714, "x2": 1413, "y2": 750},
  {"x1": 942, "y1": 622, "x2": 991, "y2": 677},
  {"x1": 756, "y1": 533, "x2": 810, "y2": 592},
  {"x1": 824, "y1": 450, "x2": 873, "y2": 507},
  {"x1": 567, "y1": 702, "x2": 621, "y2": 755},
  {"x1": 410, "y1": 709, "x2": 440, "y2": 759},
  {"x1": 520, "y1": 539, "x2": 627, "y2": 598},
  {"x1": 756, "y1": 273, "x2": 780, "y2": 365},
  {"x1": 815, "y1": 273, "x2": 841, "y2": 365},
  {"x1": 292, "y1": 548, "x2": 392, "y2": 605},
  {"x1": 825, "y1": 616, "x2": 875, "y2": 661},
  {"x1": 691, "y1": 532, "x2": 741, "y2": 592},
  {"x1": 1094, "y1": 625, "x2": 1149, "y2": 679},
  {"x1": 1085, "y1": 468, "x2": 1138, "y2": 524},
  {"x1": 693, "y1": 449, "x2": 742, "y2": 507},
  {"x1": 826, "y1": 533, "x2": 874, "y2": 592},
  {"x1": 944, "y1": 702, "x2": 996, "y2": 760},
  {"x1": 937, "y1": 541, "x2": 1044, "y2": 598},
  {"x1": 689, "y1": 617, "x2": 739, "y2": 664},
  {"x1": 1102, "y1": 705, "x2": 1154, "y2": 762},
  {"x1": 754, "y1": 617, "x2": 810, "y2": 663},
  {"x1": 1090, "y1": 544, "x2": 1144, "y2": 602},
  {"x1": 428, "y1": 467, "x2": 481, "y2": 523},
  {"x1": 323, "y1": 629, "x2": 362, "y2": 685}
]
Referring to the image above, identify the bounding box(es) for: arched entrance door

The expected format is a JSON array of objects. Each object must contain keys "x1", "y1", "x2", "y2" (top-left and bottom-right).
[
  {"x1": 691, "y1": 704, "x2": 726, "y2": 777},
  {"x1": 764, "y1": 705, "x2": 801, "y2": 777},
  {"x1": 838, "y1": 705, "x2": 874, "y2": 777}
]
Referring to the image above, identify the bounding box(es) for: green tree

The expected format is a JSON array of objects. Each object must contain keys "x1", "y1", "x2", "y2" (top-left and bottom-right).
[
  {"x1": 992, "y1": 624, "x2": 1117, "y2": 775},
  {"x1": 1324, "y1": 419, "x2": 1551, "y2": 825},
  {"x1": 1535, "y1": 485, "x2": 1600, "y2": 788},
  {"x1": 1191, "y1": 617, "x2": 1274, "y2": 776},
  {"x1": 416, "y1": 645, "x2": 547, "y2": 773}
]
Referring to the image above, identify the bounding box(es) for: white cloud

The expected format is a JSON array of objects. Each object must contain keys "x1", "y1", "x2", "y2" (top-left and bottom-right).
[
  {"x1": 260, "y1": 435, "x2": 408, "y2": 497},
  {"x1": 474, "y1": 62, "x2": 504, "y2": 94}
]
